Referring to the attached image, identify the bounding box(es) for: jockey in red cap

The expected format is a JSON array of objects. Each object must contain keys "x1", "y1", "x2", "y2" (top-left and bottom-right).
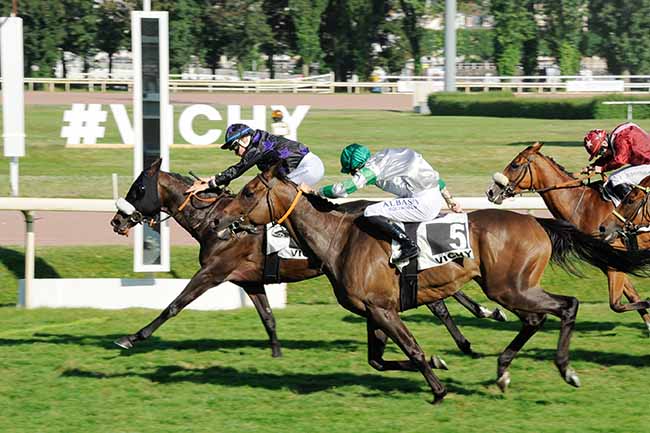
[{"x1": 582, "y1": 122, "x2": 650, "y2": 203}]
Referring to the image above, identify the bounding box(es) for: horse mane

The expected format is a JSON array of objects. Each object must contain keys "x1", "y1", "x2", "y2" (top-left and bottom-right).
[
  {"x1": 304, "y1": 192, "x2": 341, "y2": 212},
  {"x1": 165, "y1": 171, "x2": 234, "y2": 199},
  {"x1": 545, "y1": 155, "x2": 577, "y2": 180},
  {"x1": 167, "y1": 171, "x2": 195, "y2": 185}
]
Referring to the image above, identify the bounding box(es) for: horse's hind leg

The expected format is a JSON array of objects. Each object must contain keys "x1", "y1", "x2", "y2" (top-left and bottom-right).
[
  {"x1": 367, "y1": 306, "x2": 447, "y2": 403},
  {"x1": 452, "y1": 290, "x2": 507, "y2": 322},
  {"x1": 621, "y1": 275, "x2": 650, "y2": 335},
  {"x1": 367, "y1": 318, "x2": 448, "y2": 371},
  {"x1": 245, "y1": 287, "x2": 282, "y2": 357},
  {"x1": 607, "y1": 270, "x2": 650, "y2": 314},
  {"x1": 426, "y1": 300, "x2": 476, "y2": 357},
  {"x1": 496, "y1": 311, "x2": 546, "y2": 392},
  {"x1": 114, "y1": 268, "x2": 216, "y2": 350}
]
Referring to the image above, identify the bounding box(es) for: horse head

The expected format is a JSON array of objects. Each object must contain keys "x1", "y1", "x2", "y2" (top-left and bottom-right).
[
  {"x1": 486, "y1": 142, "x2": 545, "y2": 204},
  {"x1": 111, "y1": 158, "x2": 163, "y2": 236},
  {"x1": 599, "y1": 175, "x2": 650, "y2": 243},
  {"x1": 215, "y1": 164, "x2": 301, "y2": 236}
]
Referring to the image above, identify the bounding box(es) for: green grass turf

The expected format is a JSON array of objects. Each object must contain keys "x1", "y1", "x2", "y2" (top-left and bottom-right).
[
  {"x1": 0, "y1": 105, "x2": 642, "y2": 197},
  {"x1": 1, "y1": 301, "x2": 650, "y2": 433}
]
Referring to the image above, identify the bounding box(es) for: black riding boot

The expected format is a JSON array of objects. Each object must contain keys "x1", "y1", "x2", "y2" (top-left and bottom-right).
[{"x1": 364, "y1": 216, "x2": 419, "y2": 261}]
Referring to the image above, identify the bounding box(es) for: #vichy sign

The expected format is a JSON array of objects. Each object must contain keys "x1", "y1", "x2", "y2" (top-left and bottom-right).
[{"x1": 61, "y1": 104, "x2": 310, "y2": 146}]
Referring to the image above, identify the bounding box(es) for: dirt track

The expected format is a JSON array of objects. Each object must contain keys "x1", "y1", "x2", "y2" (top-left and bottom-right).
[
  {"x1": 25, "y1": 90, "x2": 413, "y2": 111},
  {"x1": 0, "y1": 91, "x2": 414, "y2": 247}
]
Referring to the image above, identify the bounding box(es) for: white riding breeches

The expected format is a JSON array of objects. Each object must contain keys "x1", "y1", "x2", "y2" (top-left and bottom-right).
[
  {"x1": 363, "y1": 188, "x2": 443, "y2": 222},
  {"x1": 286, "y1": 152, "x2": 325, "y2": 187}
]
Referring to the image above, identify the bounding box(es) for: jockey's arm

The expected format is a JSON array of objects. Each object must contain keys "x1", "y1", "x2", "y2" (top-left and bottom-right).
[
  {"x1": 439, "y1": 179, "x2": 463, "y2": 212},
  {"x1": 319, "y1": 167, "x2": 377, "y2": 198},
  {"x1": 209, "y1": 148, "x2": 262, "y2": 188}
]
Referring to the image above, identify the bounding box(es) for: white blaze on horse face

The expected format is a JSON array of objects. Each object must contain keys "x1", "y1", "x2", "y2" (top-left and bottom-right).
[
  {"x1": 116, "y1": 198, "x2": 136, "y2": 216},
  {"x1": 493, "y1": 172, "x2": 510, "y2": 187}
]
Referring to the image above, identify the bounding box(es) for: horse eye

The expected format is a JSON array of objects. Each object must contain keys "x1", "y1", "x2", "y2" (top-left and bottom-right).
[
  {"x1": 510, "y1": 162, "x2": 520, "y2": 169},
  {"x1": 243, "y1": 187, "x2": 254, "y2": 198}
]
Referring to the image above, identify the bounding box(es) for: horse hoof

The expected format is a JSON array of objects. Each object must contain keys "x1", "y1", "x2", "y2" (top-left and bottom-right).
[
  {"x1": 645, "y1": 322, "x2": 650, "y2": 337},
  {"x1": 431, "y1": 388, "x2": 447, "y2": 405},
  {"x1": 492, "y1": 308, "x2": 508, "y2": 322},
  {"x1": 496, "y1": 371, "x2": 511, "y2": 393},
  {"x1": 431, "y1": 355, "x2": 449, "y2": 370},
  {"x1": 114, "y1": 336, "x2": 134, "y2": 350},
  {"x1": 271, "y1": 347, "x2": 283, "y2": 358},
  {"x1": 564, "y1": 368, "x2": 581, "y2": 388}
]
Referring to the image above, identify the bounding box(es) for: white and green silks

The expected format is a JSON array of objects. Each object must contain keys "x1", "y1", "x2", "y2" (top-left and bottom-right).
[{"x1": 320, "y1": 148, "x2": 446, "y2": 222}]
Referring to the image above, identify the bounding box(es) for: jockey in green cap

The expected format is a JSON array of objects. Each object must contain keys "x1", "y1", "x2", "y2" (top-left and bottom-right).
[{"x1": 319, "y1": 143, "x2": 462, "y2": 261}]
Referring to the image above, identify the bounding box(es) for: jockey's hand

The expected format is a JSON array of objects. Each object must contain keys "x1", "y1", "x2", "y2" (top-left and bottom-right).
[
  {"x1": 593, "y1": 166, "x2": 603, "y2": 174},
  {"x1": 298, "y1": 182, "x2": 314, "y2": 194},
  {"x1": 450, "y1": 202, "x2": 463, "y2": 213},
  {"x1": 186, "y1": 180, "x2": 210, "y2": 194},
  {"x1": 580, "y1": 165, "x2": 595, "y2": 175}
]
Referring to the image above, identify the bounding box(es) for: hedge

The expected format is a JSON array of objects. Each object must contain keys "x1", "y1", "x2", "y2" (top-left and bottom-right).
[{"x1": 427, "y1": 91, "x2": 650, "y2": 119}]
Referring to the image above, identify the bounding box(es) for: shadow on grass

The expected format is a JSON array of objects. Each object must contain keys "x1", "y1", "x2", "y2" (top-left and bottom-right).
[
  {"x1": 0, "y1": 332, "x2": 364, "y2": 354},
  {"x1": 0, "y1": 246, "x2": 61, "y2": 279},
  {"x1": 520, "y1": 348, "x2": 650, "y2": 368},
  {"x1": 60, "y1": 364, "x2": 488, "y2": 398},
  {"x1": 343, "y1": 313, "x2": 646, "y2": 334}
]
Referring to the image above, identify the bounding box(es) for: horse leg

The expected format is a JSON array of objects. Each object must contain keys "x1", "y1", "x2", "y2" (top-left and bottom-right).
[
  {"x1": 246, "y1": 287, "x2": 282, "y2": 357},
  {"x1": 426, "y1": 300, "x2": 477, "y2": 357},
  {"x1": 452, "y1": 290, "x2": 507, "y2": 322},
  {"x1": 367, "y1": 305, "x2": 447, "y2": 404},
  {"x1": 367, "y1": 317, "x2": 448, "y2": 371},
  {"x1": 607, "y1": 270, "x2": 650, "y2": 314},
  {"x1": 495, "y1": 289, "x2": 580, "y2": 392},
  {"x1": 114, "y1": 268, "x2": 217, "y2": 349},
  {"x1": 496, "y1": 311, "x2": 547, "y2": 393},
  {"x1": 620, "y1": 276, "x2": 650, "y2": 335}
]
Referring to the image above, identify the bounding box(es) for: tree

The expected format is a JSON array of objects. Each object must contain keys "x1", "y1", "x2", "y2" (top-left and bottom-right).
[
  {"x1": 59, "y1": 0, "x2": 99, "y2": 77},
  {"x1": 589, "y1": 0, "x2": 650, "y2": 75},
  {"x1": 289, "y1": 0, "x2": 326, "y2": 76},
  {"x1": 0, "y1": 0, "x2": 65, "y2": 77},
  {"x1": 542, "y1": 0, "x2": 586, "y2": 75},
  {"x1": 96, "y1": 0, "x2": 131, "y2": 75},
  {"x1": 155, "y1": 0, "x2": 204, "y2": 74},
  {"x1": 398, "y1": 0, "x2": 431, "y2": 76},
  {"x1": 489, "y1": 0, "x2": 534, "y2": 75},
  {"x1": 521, "y1": 0, "x2": 539, "y2": 75},
  {"x1": 262, "y1": 0, "x2": 297, "y2": 78},
  {"x1": 211, "y1": 0, "x2": 272, "y2": 78}
]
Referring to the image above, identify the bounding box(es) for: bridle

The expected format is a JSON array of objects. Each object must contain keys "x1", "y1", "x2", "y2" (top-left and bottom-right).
[
  {"x1": 610, "y1": 184, "x2": 650, "y2": 233},
  {"x1": 229, "y1": 173, "x2": 303, "y2": 231}
]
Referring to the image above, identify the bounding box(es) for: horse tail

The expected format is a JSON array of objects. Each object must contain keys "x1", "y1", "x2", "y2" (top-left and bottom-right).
[{"x1": 535, "y1": 217, "x2": 650, "y2": 277}]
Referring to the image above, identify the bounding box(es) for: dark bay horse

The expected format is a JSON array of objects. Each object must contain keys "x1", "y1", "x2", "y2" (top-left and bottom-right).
[
  {"x1": 216, "y1": 167, "x2": 650, "y2": 402},
  {"x1": 110, "y1": 159, "x2": 505, "y2": 359},
  {"x1": 485, "y1": 143, "x2": 650, "y2": 333},
  {"x1": 600, "y1": 175, "x2": 650, "y2": 245}
]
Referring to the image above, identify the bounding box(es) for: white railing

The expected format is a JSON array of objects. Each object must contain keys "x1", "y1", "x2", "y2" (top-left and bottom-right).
[{"x1": 5, "y1": 74, "x2": 650, "y2": 94}]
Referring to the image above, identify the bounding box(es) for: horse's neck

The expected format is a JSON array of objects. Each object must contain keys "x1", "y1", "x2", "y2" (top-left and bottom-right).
[
  {"x1": 535, "y1": 159, "x2": 610, "y2": 228},
  {"x1": 159, "y1": 174, "x2": 208, "y2": 240}
]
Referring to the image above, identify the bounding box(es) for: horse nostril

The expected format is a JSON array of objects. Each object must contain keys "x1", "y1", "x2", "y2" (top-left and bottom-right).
[{"x1": 599, "y1": 225, "x2": 606, "y2": 233}]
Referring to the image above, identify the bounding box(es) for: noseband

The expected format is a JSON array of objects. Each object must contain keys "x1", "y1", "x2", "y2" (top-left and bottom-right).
[{"x1": 611, "y1": 184, "x2": 650, "y2": 233}]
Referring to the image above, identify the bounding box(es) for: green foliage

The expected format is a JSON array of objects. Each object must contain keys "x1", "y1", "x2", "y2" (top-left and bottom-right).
[
  {"x1": 427, "y1": 92, "x2": 596, "y2": 119},
  {"x1": 589, "y1": 0, "x2": 650, "y2": 75},
  {"x1": 490, "y1": 0, "x2": 534, "y2": 75},
  {"x1": 397, "y1": 0, "x2": 428, "y2": 75},
  {"x1": 0, "y1": 0, "x2": 65, "y2": 77},
  {"x1": 591, "y1": 95, "x2": 650, "y2": 120},
  {"x1": 542, "y1": 0, "x2": 586, "y2": 75},
  {"x1": 95, "y1": 0, "x2": 131, "y2": 74},
  {"x1": 261, "y1": 0, "x2": 297, "y2": 77},
  {"x1": 289, "y1": 0, "x2": 327, "y2": 75},
  {"x1": 155, "y1": 0, "x2": 204, "y2": 74},
  {"x1": 59, "y1": 0, "x2": 99, "y2": 76}
]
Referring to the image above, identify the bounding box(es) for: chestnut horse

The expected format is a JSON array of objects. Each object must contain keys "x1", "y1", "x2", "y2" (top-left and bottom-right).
[
  {"x1": 216, "y1": 166, "x2": 650, "y2": 402},
  {"x1": 486, "y1": 143, "x2": 650, "y2": 333},
  {"x1": 600, "y1": 175, "x2": 650, "y2": 246},
  {"x1": 110, "y1": 159, "x2": 505, "y2": 358}
]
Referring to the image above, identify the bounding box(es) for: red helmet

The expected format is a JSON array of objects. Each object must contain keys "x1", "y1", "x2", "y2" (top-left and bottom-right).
[{"x1": 583, "y1": 129, "x2": 608, "y2": 160}]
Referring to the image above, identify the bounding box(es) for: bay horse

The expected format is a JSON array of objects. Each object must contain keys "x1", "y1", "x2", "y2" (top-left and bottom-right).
[
  {"x1": 215, "y1": 165, "x2": 650, "y2": 402},
  {"x1": 110, "y1": 159, "x2": 505, "y2": 359},
  {"x1": 485, "y1": 142, "x2": 650, "y2": 333},
  {"x1": 599, "y1": 175, "x2": 650, "y2": 246}
]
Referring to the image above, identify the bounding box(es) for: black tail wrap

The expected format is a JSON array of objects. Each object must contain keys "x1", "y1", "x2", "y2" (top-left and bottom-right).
[
  {"x1": 400, "y1": 223, "x2": 420, "y2": 311},
  {"x1": 536, "y1": 217, "x2": 650, "y2": 277}
]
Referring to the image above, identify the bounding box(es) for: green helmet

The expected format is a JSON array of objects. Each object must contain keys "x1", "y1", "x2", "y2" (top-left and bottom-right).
[{"x1": 340, "y1": 143, "x2": 371, "y2": 174}]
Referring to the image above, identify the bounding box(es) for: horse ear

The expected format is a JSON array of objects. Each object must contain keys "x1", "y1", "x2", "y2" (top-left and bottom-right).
[
  {"x1": 531, "y1": 142, "x2": 544, "y2": 152},
  {"x1": 145, "y1": 158, "x2": 163, "y2": 176},
  {"x1": 269, "y1": 162, "x2": 285, "y2": 179}
]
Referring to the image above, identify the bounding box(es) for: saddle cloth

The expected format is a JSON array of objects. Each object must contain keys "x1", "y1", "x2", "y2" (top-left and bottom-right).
[
  {"x1": 391, "y1": 213, "x2": 474, "y2": 271},
  {"x1": 603, "y1": 165, "x2": 650, "y2": 206},
  {"x1": 265, "y1": 223, "x2": 308, "y2": 260}
]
